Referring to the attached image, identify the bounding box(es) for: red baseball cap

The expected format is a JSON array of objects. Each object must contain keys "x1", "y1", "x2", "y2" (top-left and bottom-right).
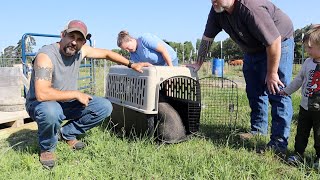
[{"x1": 65, "y1": 20, "x2": 88, "y2": 39}]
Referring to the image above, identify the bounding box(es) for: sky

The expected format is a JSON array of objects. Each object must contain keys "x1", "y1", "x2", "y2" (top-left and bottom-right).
[{"x1": 0, "y1": 0, "x2": 319, "y2": 52}]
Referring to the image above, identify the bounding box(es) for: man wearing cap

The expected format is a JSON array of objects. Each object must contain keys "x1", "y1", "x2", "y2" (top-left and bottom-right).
[{"x1": 25, "y1": 20, "x2": 151, "y2": 169}]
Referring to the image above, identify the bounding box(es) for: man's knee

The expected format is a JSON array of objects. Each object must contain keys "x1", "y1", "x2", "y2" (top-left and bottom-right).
[
  {"x1": 92, "y1": 97, "x2": 113, "y2": 118},
  {"x1": 33, "y1": 101, "x2": 65, "y2": 123},
  {"x1": 100, "y1": 98, "x2": 113, "y2": 118}
]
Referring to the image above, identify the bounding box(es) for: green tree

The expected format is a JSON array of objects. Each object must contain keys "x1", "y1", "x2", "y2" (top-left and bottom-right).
[
  {"x1": 112, "y1": 49, "x2": 129, "y2": 59},
  {"x1": 222, "y1": 38, "x2": 243, "y2": 60},
  {"x1": 195, "y1": 39, "x2": 220, "y2": 62},
  {"x1": 15, "y1": 36, "x2": 36, "y2": 58},
  {"x1": 181, "y1": 41, "x2": 194, "y2": 63},
  {"x1": 163, "y1": 41, "x2": 184, "y2": 63},
  {"x1": 294, "y1": 24, "x2": 312, "y2": 63},
  {"x1": 209, "y1": 41, "x2": 221, "y2": 60},
  {"x1": 4, "y1": 46, "x2": 17, "y2": 58},
  {"x1": 196, "y1": 38, "x2": 242, "y2": 61},
  {"x1": 3, "y1": 35, "x2": 36, "y2": 64}
]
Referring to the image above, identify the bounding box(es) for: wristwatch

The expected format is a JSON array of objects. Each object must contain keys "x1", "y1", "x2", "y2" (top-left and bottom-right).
[{"x1": 127, "y1": 61, "x2": 133, "y2": 68}]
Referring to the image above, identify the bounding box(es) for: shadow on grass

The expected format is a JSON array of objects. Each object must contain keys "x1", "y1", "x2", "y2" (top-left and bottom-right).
[
  {"x1": 199, "y1": 123, "x2": 268, "y2": 153},
  {"x1": 99, "y1": 116, "x2": 269, "y2": 151},
  {"x1": 100, "y1": 118, "x2": 195, "y2": 146},
  {"x1": 5, "y1": 128, "x2": 39, "y2": 154},
  {"x1": 100, "y1": 118, "x2": 159, "y2": 144}
]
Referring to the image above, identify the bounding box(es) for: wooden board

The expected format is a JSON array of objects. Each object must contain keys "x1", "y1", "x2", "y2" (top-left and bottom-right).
[{"x1": 0, "y1": 110, "x2": 30, "y2": 128}]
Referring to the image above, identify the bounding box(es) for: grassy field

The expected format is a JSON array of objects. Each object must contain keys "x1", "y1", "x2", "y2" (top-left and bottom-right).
[{"x1": 1, "y1": 63, "x2": 319, "y2": 179}]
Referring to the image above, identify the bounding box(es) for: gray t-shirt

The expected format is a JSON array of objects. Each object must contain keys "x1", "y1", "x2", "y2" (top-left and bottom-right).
[
  {"x1": 204, "y1": 0, "x2": 294, "y2": 53},
  {"x1": 26, "y1": 43, "x2": 83, "y2": 106}
]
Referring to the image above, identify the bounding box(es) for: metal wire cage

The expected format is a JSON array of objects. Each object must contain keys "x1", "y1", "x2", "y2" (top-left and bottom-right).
[{"x1": 199, "y1": 77, "x2": 239, "y2": 130}]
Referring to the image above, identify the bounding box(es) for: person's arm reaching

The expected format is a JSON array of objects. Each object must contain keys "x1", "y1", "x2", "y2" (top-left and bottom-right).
[
  {"x1": 186, "y1": 35, "x2": 213, "y2": 71},
  {"x1": 281, "y1": 59, "x2": 307, "y2": 96},
  {"x1": 265, "y1": 36, "x2": 283, "y2": 95},
  {"x1": 82, "y1": 45, "x2": 152, "y2": 73}
]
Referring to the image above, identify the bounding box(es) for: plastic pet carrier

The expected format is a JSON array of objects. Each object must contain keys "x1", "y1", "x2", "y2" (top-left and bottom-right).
[{"x1": 105, "y1": 65, "x2": 201, "y2": 143}]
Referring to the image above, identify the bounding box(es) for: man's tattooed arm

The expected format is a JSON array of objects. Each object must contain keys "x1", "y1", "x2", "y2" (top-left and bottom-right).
[
  {"x1": 185, "y1": 36, "x2": 213, "y2": 72},
  {"x1": 196, "y1": 39, "x2": 213, "y2": 65},
  {"x1": 34, "y1": 64, "x2": 52, "y2": 81}
]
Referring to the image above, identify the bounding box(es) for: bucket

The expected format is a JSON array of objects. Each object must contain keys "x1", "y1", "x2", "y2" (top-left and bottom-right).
[{"x1": 212, "y1": 58, "x2": 224, "y2": 77}]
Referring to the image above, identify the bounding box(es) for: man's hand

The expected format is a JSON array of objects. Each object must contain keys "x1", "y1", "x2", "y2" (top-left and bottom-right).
[
  {"x1": 76, "y1": 92, "x2": 93, "y2": 106},
  {"x1": 265, "y1": 36, "x2": 282, "y2": 95},
  {"x1": 131, "y1": 62, "x2": 152, "y2": 73},
  {"x1": 265, "y1": 72, "x2": 284, "y2": 95},
  {"x1": 278, "y1": 90, "x2": 288, "y2": 96}
]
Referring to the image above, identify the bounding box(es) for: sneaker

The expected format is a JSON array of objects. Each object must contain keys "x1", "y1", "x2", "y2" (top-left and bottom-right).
[
  {"x1": 256, "y1": 144, "x2": 287, "y2": 158},
  {"x1": 287, "y1": 154, "x2": 303, "y2": 166},
  {"x1": 313, "y1": 156, "x2": 320, "y2": 169},
  {"x1": 66, "y1": 139, "x2": 86, "y2": 150},
  {"x1": 39, "y1": 151, "x2": 56, "y2": 169}
]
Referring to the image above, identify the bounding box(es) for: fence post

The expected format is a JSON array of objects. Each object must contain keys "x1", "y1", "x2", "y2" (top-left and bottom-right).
[{"x1": 103, "y1": 60, "x2": 107, "y2": 96}]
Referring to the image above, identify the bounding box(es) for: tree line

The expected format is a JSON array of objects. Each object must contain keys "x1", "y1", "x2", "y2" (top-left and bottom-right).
[
  {"x1": 1, "y1": 24, "x2": 313, "y2": 64},
  {"x1": 112, "y1": 24, "x2": 312, "y2": 64}
]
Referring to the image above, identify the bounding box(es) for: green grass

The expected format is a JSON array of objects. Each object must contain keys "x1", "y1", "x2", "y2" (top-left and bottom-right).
[
  {"x1": 1, "y1": 62, "x2": 319, "y2": 179},
  {"x1": 198, "y1": 61, "x2": 302, "y2": 79},
  {"x1": 1, "y1": 90, "x2": 319, "y2": 179}
]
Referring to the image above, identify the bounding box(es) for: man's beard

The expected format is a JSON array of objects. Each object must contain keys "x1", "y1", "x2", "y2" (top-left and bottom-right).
[
  {"x1": 63, "y1": 45, "x2": 79, "y2": 56},
  {"x1": 214, "y1": 6, "x2": 225, "y2": 13}
]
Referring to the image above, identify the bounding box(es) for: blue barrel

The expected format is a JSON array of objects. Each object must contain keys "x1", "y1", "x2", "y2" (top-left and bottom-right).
[{"x1": 212, "y1": 58, "x2": 224, "y2": 77}]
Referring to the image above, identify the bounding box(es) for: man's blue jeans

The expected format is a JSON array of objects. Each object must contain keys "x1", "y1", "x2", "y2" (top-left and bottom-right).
[
  {"x1": 27, "y1": 96, "x2": 112, "y2": 152},
  {"x1": 243, "y1": 38, "x2": 294, "y2": 150}
]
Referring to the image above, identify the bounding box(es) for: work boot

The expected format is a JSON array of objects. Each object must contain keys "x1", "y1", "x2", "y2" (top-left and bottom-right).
[
  {"x1": 39, "y1": 151, "x2": 56, "y2": 169},
  {"x1": 239, "y1": 132, "x2": 254, "y2": 140},
  {"x1": 58, "y1": 128, "x2": 85, "y2": 150},
  {"x1": 66, "y1": 139, "x2": 86, "y2": 150}
]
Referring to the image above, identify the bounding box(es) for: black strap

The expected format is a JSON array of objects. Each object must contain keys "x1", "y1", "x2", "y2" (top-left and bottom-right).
[{"x1": 127, "y1": 61, "x2": 133, "y2": 68}]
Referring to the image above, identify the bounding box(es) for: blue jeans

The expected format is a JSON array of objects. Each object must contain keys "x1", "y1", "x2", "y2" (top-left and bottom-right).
[
  {"x1": 243, "y1": 38, "x2": 294, "y2": 150},
  {"x1": 27, "y1": 96, "x2": 112, "y2": 152}
]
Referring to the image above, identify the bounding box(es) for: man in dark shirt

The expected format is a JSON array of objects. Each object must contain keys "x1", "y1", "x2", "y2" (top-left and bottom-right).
[{"x1": 188, "y1": 0, "x2": 294, "y2": 153}]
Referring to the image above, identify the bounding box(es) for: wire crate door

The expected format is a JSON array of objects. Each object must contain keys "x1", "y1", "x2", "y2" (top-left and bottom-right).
[{"x1": 199, "y1": 77, "x2": 239, "y2": 129}]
